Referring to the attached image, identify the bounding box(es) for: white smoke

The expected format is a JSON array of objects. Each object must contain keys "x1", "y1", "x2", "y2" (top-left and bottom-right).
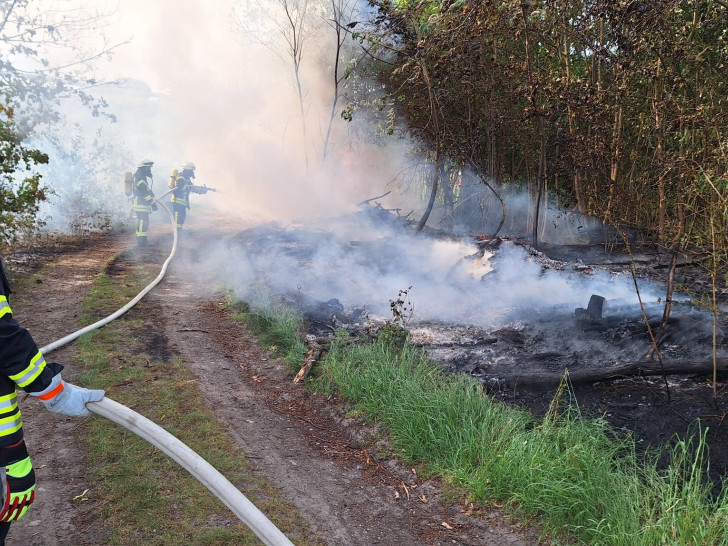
[{"x1": 25, "y1": 0, "x2": 667, "y2": 329}]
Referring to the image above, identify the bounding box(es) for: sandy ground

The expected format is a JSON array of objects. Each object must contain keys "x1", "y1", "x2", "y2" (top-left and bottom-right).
[{"x1": 3, "y1": 217, "x2": 545, "y2": 545}]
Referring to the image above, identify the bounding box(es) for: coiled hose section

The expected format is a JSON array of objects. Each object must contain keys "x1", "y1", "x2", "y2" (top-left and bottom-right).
[{"x1": 39, "y1": 195, "x2": 294, "y2": 546}]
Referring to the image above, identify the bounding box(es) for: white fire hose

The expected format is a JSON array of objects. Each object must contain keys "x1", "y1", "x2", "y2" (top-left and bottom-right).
[{"x1": 39, "y1": 195, "x2": 294, "y2": 546}]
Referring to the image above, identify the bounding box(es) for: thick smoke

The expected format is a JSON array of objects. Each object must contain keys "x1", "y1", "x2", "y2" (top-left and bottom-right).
[
  {"x1": 200, "y1": 207, "x2": 666, "y2": 327},
  {"x1": 29, "y1": 0, "x2": 666, "y2": 328},
  {"x1": 76, "y1": 0, "x2": 407, "y2": 223}
]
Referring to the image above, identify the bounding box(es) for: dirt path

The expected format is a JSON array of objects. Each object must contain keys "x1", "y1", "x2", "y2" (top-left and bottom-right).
[
  {"x1": 7, "y1": 235, "x2": 124, "y2": 545},
  {"x1": 3, "y1": 220, "x2": 544, "y2": 545}
]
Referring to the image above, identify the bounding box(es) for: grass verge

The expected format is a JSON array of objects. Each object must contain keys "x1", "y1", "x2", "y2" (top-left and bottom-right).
[
  {"x1": 237, "y1": 304, "x2": 728, "y2": 545},
  {"x1": 74, "y1": 254, "x2": 318, "y2": 545}
]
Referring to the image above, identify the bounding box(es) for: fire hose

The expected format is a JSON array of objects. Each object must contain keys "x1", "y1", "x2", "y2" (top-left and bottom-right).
[{"x1": 39, "y1": 194, "x2": 294, "y2": 546}]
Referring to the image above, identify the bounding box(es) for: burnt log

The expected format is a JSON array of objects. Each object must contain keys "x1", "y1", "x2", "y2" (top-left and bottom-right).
[
  {"x1": 494, "y1": 358, "x2": 728, "y2": 389},
  {"x1": 294, "y1": 335, "x2": 325, "y2": 384}
]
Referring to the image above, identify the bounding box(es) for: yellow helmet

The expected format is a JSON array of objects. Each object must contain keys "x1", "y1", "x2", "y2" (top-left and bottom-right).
[{"x1": 181, "y1": 161, "x2": 196, "y2": 171}]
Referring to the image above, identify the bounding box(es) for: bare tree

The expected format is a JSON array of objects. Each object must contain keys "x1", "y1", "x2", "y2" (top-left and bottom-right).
[
  {"x1": 320, "y1": 0, "x2": 360, "y2": 161},
  {"x1": 278, "y1": 0, "x2": 311, "y2": 167},
  {"x1": 235, "y1": 0, "x2": 314, "y2": 167}
]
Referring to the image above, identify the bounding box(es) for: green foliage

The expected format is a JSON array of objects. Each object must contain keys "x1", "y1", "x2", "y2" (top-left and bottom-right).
[
  {"x1": 230, "y1": 295, "x2": 307, "y2": 373},
  {"x1": 0, "y1": 1, "x2": 125, "y2": 244},
  {"x1": 0, "y1": 105, "x2": 49, "y2": 247},
  {"x1": 378, "y1": 286, "x2": 413, "y2": 349}
]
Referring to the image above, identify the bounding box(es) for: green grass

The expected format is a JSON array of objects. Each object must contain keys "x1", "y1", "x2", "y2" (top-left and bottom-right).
[
  {"x1": 229, "y1": 295, "x2": 307, "y2": 374},
  {"x1": 72, "y1": 256, "x2": 320, "y2": 545},
  {"x1": 233, "y1": 303, "x2": 728, "y2": 545}
]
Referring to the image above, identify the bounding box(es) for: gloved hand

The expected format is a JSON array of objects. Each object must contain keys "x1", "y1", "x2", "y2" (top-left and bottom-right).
[
  {"x1": 152, "y1": 203, "x2": 158, "y2": 211},
  {"x1": 39, "y1": 376, "x2": 105, "y2": 417}
]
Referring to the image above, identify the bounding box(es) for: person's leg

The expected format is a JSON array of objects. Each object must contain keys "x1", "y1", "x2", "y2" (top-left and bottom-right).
[
  {"x1": 0, "y1": 521, "x2": 11, "y2": 545},
  {"x1": 136, "y1": 213, "x2": 149, "y2": 246},
  {"x1": 173, "y1": 206, "x2": 186, "y2": 235}
]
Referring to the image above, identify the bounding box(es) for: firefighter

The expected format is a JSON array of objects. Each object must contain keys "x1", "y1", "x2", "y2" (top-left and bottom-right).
[
  {"x1": 0, "y1": 259, "x2": 104, "y2": 545},
  {"x1": 169, "y1": 161, "x2": 207, "y2": 235},
  {"x1": 132, "y1": 159, "x2": 158, "y2": 247}
]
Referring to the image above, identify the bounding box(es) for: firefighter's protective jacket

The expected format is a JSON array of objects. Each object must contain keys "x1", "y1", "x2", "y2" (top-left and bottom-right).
[
  {"x1": 0, "y1": 260, "x2": 62, "y2": 521},
  {"x1": 170, "y1": 170, "x2": 194, "y2": 209},
  {"x1": 132, "y1": 169, "x2": 155, "y2": 213}
]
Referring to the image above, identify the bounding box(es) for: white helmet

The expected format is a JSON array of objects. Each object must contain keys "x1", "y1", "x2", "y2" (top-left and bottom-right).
[
  {"x1": 181, "y1": 161, "x2": 196, "y2": 171},
  {"x1": 137, "y1": 158, "x2": 154, "y2": 168}
]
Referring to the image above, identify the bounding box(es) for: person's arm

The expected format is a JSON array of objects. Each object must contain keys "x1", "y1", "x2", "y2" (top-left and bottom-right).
[{"x1": 0, "y1": 261, "x2": 104, "y2": 417}]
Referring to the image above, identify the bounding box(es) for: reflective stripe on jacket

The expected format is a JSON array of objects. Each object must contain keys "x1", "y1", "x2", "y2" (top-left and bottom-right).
[
  {"x1": 132, "y1": 170, "x2": 155, "y2": 213},
  {"x1": 0, "y1": 262, "x2": 62, "y2": 448},
  {"x1": 170, "y1": 172, "x2": 193, "y2": 209}
]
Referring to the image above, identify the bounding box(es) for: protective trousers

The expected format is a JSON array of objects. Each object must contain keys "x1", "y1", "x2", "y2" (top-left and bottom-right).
[
  {"x1": 136, "y1": 212, "x2": 150, "y2": 246},
  {"x1": 0, "y1": 520, "x2": 9, "y2": 545},
  {"x1": 173, "y1": 204, "x2": 187, "y2": 233}
]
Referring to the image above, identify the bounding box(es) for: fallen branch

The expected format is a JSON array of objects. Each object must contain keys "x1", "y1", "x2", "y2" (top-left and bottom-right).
[
  {"x1": 294, "y1": 335, "x2": 325, "y2": 384},
  {"x1": 493, "y1": 358, "x2": 728, "y2": 389},
  {"x1": 357, "y1": 191, "x2": 391, "y2": 207}
]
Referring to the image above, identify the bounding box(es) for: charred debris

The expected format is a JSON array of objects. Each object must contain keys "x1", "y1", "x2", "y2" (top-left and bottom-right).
[{"x1": 228, "y1": 204, "x2": 727, "y2": 389}]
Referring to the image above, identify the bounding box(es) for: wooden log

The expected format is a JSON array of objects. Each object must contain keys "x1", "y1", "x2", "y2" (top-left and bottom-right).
[
  {"x1": 294, "y1": 335, "x2": 324, "y2": 384},
  {"x1": 492, "y1": 358, "x2": 728, "y2": 389}
]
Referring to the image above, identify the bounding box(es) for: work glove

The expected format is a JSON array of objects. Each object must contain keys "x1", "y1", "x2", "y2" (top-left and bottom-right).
[
  {"x1": 152, "y1": 203, "x2": 158, "y2": 211},
  {"x1": 36, "y1": 374, "x2": 105, "y2": 417}
]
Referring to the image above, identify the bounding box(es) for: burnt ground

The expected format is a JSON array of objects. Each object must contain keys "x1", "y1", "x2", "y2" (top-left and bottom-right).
[
  {"x1": 409, "y1": 241, "x2": 728, "y2": 492},
  {"x1": 228, "y1": 216, "x2": 728, "y2": 495},
  {"x1": 0, "y1": 216, "x2": 545, "y2": 546},
  {"x1": 460, "y1": 242, "x2": 728, "y2": 491}
]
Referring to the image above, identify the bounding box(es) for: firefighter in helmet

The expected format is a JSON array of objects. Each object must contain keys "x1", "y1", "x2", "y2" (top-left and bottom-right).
[
  {"x1": 169, "y1": 161, "x2": 208, "y2": 235},
  {"x1": 132, "y1": 159, "x2": 158, "y2": 247},
  {"x1": 0, "y1": 259, "x2": 104, "y2": 544}
]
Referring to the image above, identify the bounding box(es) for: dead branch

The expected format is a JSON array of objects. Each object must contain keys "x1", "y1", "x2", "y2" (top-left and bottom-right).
[
  {"x1": 357, "y1": 191, "x2": 392, "y2": 206},
  {"x1": 294, "y1": 335, "x2": 325, "y2": 383},
  {"x1": 493, "y1": 358, "x2": 728, "y2": 389}
]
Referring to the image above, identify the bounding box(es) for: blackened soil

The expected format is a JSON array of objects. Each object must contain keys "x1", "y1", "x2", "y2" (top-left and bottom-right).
[
  {"x1": 473, "y1": 243, "x2": 728, "y2": 493},
  {"x1": 490, "y1": 376, "x2": 728, "y2": 488},
  {"x1": 240, "y1": 221, "x2": 728, "y2": 495}
]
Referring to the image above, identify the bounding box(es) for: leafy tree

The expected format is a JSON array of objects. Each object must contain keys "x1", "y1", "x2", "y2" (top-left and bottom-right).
[
  {"x1": 0, "y1": 0, "x2": 120, "y2": 244},
  {"x1": 0, "y1": 104, "x2": 48, "y2": 248}
]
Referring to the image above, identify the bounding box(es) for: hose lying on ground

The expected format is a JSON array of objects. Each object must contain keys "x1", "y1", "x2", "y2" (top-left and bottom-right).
[
  {"x1": 40, "y1": 191, "x2": 178, "y2": 355},
  {"x1": 86, "y1": 397, "x2": 294, "y2": 546},
  {"x1": 39, "y1": 196, "x2": 295, "y2": 546}
]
